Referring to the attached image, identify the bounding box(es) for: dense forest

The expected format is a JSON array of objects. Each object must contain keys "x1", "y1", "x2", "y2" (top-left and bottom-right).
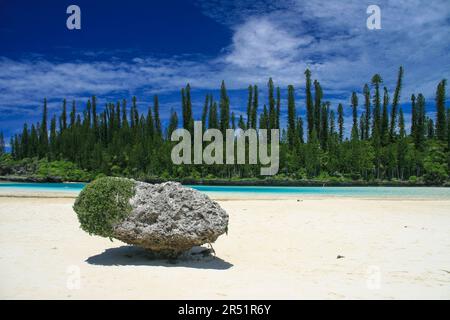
[{"x1": 1, "y1": 67, "x2": 449, "y2": 185}]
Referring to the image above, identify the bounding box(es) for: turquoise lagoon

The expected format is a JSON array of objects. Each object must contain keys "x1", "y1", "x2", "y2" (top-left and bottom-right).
[{"x1": 0, "y1": 182, "x2": 449, "y2": 198}]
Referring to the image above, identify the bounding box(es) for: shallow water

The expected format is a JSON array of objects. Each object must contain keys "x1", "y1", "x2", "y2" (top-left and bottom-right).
[
  {"x1": 1, "y1": 182, "x2": 449, "y2": 198},
  {"x1": 0, "y1": 182, "x2": 85, "y2": 192},
  {"x1": 189, "y1": 185, "x2": 450, "y2": 198}
]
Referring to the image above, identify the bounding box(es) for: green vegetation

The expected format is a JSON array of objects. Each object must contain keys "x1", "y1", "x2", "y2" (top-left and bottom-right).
[
  {"x1": 0, "y1": 154, "x2": 93, "y2": 182},
  {"x1": 2, "y1": 67, "x2": 450, "y2": 185},
  {"x1": 73, "y1": 177, "x2": 135, "y2": 238}
]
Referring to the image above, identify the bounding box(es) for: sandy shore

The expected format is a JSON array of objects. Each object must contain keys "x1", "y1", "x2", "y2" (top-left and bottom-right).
[{"x1": 0, "y1": 195, "x2": 449, "y2": 299}]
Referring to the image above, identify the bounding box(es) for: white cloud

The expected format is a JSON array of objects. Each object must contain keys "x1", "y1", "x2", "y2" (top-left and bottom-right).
[
  {"x1": 224, "y1": 17, "x2": 313, "y2": 69},
  {"x1": 0, "y1": 0, "x2": 449, "y2": 121},
  {"x1": 202, "y1": 0, "x2": 450, "y2": 97}
]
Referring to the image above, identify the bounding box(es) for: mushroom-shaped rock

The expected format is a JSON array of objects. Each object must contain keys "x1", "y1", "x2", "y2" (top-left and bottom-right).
[{"x1": 74, "y1": 177, "x2": 228, "y2": 257}]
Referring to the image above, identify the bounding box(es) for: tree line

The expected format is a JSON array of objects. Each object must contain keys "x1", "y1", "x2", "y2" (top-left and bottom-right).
[{"x1": 4, "y1": 67, "x2": 450, "y2": 184}]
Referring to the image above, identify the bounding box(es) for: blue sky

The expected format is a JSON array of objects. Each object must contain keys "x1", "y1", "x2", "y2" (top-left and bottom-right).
[{"x1": 1, "y1": 0, "x2": 449, "y2": 145}]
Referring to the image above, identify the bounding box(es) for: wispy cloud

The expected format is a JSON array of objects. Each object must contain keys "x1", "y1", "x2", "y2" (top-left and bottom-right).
[
  {"x1": 0, "y1": 0, "x2": 449, "y2": 124},
  {"x1": 201, "y1": 0, "x2": 450, "y2": 93}
]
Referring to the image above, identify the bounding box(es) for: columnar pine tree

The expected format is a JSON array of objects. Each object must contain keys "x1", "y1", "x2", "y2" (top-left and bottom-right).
[
  {"x1": 11, "y1": 136, "x2": 17, "y2": 159},
  {"x1": 115, "y1": 101, "x2": 121, "y2": 130},
  {"x1": 305, "y1": 130, "x2": 320, "y2": 177},
  {"x1": 122, "y1": 99, "x2": 129, "y2": 129},
  {"x1": 287, "y1": 85, "x2": 297, "y2": 148},
  {"x1": 39, "y1": 98, "x2": 49, "y2": 157},
  {"x1": 276, "y1": 87, "x2": 281, "y2": 129},
  {"x1": 397, "y1": 107, "x2": 407, "y2": 179},
  {"x1": 246, "y1": 85, "x2": 253, "y2": 129},
  {"x1": 251, "y1": 85, "x2": 258, "y2": 129},
  {"x1": 268, "y1": 78, "x2": 276, "y2": 131},
  {"x1": 359, "y1": 113, "x2": 365, "y2": 140},
  {"x1": 436, "y1": 79, "x2": 447, "y2": 141},
  {"x1": 167, "y1": 109, "x2": 178, "y2": 139},
  {"x1": 411, "y1": 94, "x2": 417, "y2": 139},
  {"x1": 381, "y1": 87, "x2": 389, "y2": 145},
  {"x1": 92, "y1": 96, "x2": 98, "y2": 133},
  {"x1": 351, "y1": 92, "x2": 359, "y2": 140},
  {"x1": 320, "y1": 103, "x2": 329, "y2": 149},
  {"x1": 133, "y1": 97, "x2": 139, "y2": 128},
  {"x1": 20, "y1": 124, "x2": 29, "y2": 158},
  {"x1": 49, "y1": 115, "x2": 57, "y2": 159},
  {"x1": 201, "y1": 94, "x2": 209, "y2": 132},
  {"x1": 153, "y1": 95, "x2": 162, "y2": 137},
  {"x1": 208, "y1": 101, "x2": 219, "y2": 129},
  {"x1": 314, "y1": 80, "x2": 322, "y2": 137},
  {"x1": 371, "y1": 74, "x2": 382, "y2": 141},
  {"x1": 219, "y1": 81, "x2": 230, "y2": 134},
  {"x1": 185, "y1": 84, "x2": 194, "y2": 134},
  {"x1": 181, "y1": 88, "x2": 187, "y2": 129},
  {"x1": 108, "y1": 103, "x2": 115, "y2": 134},
  {"x1": 389, "y1": 66, "x2": 403, "y2": 141},
  {"x1": 338, "y1": 103, "x2": 344, "y2": 143},
  {"x1": 399, "y1": 108, "x2": 406, "y2": 138},
  {"x1": 362, "y1": 84, "x2": 371, "y2": 140},
  {"x1": 297, "y1": 117, "x2": 304, "y2": 144},
  {"x1": 427, "y1": 117, "x2": 435, "y2": 139},
  {"x1": 329, "y1": 110, "x2": 336, "y2": 137},
  {"x1": 70, "y1": 100, "x2": 76, "y2": 128},
  {"x1": 305, "y1": 69, "x2": 314, "y2": 138},
  {"x1": 146, "y1": 106, "x2": 154, "y2": 139},
  {"x1": 415, "y1": 94, "x2": 426, "y2": 149},
  {"x1": 260, "y1": 105, "x2": 269, "y2": 130},
  {"x1": 61, "y1": 99, "x2": 67, "y2": 131},
  {"x1": 238, "y1": 115, "x2": 245, "y2": 130},
  {"x1": 101, "y1": 111, "x2": 107, "y2": 144},
  {"x1": 130, "y1": 96, "x2": 137, "y2": 128},
  {"x1": 371, "y1": 74, "x2": 383, "y2": 178},
  {"x1": 85, "y1": 100, "x2": 92, "y2": 131},
  {"x1": 30, "y1": 125, "x2": 38, "y2": 157}
]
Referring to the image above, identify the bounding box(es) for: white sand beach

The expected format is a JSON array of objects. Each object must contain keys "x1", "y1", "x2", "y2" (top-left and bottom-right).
[{"x1": 0, "y1": 194, "x2": 449, "y2": 299}]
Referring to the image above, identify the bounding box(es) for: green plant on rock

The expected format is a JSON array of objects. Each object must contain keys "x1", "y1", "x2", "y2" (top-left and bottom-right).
[{"x1": 73, "y1": 177, "x2": 136, "y2": 238}]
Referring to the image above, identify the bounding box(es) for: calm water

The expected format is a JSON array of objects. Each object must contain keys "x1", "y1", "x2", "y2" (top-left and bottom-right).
[{"x1": 0, "y1": 182, "x2": 450, "y2": 198}]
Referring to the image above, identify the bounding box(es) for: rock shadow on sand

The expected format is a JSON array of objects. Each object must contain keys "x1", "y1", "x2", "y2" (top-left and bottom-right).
[{"x1": 86, "y1": 245, "x2": 233, "y2": 270}]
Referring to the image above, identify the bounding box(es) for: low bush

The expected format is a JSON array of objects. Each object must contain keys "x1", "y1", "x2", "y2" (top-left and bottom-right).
[{"x1": 73, "y1": 177, "x2": 136, "y2": 238}]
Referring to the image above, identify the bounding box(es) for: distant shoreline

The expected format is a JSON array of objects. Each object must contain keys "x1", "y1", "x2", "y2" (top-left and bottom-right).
[
  {"x1": 1, "y1": 190, "x2": 449, "y2": 201},
  {"x1": 0, "y1": 175, "x2": 449, "y2": 187}
]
